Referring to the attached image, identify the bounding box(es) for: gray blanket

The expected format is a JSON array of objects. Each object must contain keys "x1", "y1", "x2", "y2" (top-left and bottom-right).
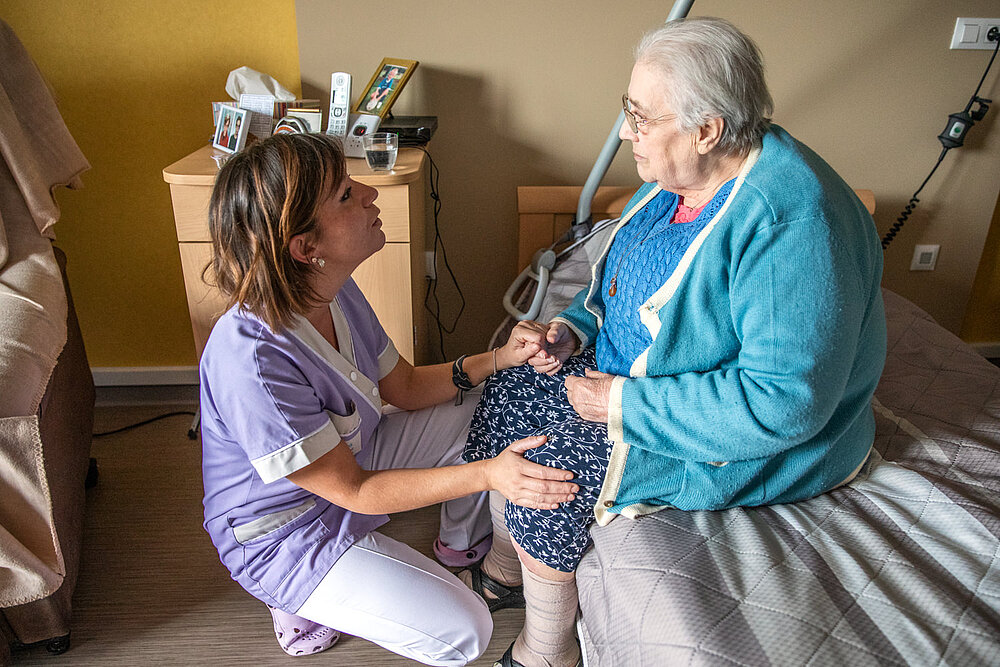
[{"x1": 575, "y1": 289, "x2": 1000, "y2": 665}]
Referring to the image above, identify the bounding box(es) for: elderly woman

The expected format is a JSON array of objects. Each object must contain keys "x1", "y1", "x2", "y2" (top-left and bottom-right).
[
  {"x1": 198, "y1": 132, "x2": 579, "y2": 666},
  {"x1": 463, "y1": 17, "x2": 885, "y2": 667}
]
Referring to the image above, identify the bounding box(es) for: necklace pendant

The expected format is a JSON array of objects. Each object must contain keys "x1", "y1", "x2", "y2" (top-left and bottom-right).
[{"x1": 608, "y1": 278, "x2": 617, "y2": 297}]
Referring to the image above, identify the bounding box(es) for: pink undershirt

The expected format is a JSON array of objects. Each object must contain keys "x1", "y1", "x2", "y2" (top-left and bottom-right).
[{"x1": 671, "y1": 199, "x2": 708, "y2": 224}]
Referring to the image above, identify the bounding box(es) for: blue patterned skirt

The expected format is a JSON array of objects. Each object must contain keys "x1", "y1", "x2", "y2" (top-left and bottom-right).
[{"x1": 464, "y1": 347, "x2": 612, "y2": 572}]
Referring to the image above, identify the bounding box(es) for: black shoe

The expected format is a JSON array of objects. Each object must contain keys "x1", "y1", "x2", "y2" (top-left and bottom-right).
[
  {"x1": 493, "y1": 641, "x2": 583, "y2": 667},
  {"x1": 465, "y1": 561, "x2": 525, "y2": 612},
  {"x1": 493, "y1": 641, "x2": 524, "y2": 667}
]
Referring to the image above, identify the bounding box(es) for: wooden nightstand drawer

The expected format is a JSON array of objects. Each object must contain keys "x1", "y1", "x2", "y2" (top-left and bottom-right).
[
  {"x1": 169, "y1": 183, "x2": 213, "y2": 242},
  {"x1": 375, "y1": 185, "x2": 410, "y2": 242}
]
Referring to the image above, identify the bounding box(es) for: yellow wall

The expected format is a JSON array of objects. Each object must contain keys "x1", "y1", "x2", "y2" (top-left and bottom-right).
[
  {"x1": 1, "y1": 1, "x2": 300, "y2": 367},
  {"x1": 295, "y1": 0, "x2": 1000, "y2": 356}
]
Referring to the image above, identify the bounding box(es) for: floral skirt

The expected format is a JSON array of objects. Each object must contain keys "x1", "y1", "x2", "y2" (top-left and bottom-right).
[{"x1": 463, "y1": 347, "x2": 612, "y2": 572}]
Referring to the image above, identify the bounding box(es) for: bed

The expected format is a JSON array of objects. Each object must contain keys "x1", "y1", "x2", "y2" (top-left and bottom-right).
[{"x1": 492, "y1": 185, "x2": 1000, "y2": 666}]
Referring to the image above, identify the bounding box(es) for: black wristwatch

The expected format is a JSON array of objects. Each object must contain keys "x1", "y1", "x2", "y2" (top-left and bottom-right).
[{"x1": 452, "y1": 354, "x2": 476, "y2": 405}]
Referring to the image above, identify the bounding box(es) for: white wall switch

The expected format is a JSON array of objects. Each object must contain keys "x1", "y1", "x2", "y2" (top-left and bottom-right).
[
  {"x1": 951, "y1": 18, "x2": 1000, "y2": 50},
  {"x1": 910, "y1": 244, "x2": 940, "y2": 271}
]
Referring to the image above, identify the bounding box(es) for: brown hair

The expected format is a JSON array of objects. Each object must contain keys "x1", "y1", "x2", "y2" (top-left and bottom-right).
[{"x1": 204, "y1": 132, "x2": 346, "y2": 331}]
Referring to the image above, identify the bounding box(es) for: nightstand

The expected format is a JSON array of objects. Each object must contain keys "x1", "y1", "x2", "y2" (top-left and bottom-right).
[{"x1": 162, "y1": 144, "x2": 429, "y2": 364}]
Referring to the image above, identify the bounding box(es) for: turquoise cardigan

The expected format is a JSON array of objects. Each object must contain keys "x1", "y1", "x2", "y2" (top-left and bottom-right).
[{"x1": 553, "y1": 125, "x2": 886, "y2": 523}]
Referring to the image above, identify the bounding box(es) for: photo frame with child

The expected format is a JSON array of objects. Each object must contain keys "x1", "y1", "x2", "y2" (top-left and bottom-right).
[
  {"x1": 354, "y1": 58, "x2": 418, "y2": 118},
  {"x1": 213, "y1": 105, "x2": 250, "y2": 153}
]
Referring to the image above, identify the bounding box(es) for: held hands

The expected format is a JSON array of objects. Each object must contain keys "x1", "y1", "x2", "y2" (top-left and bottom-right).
[
  {"x1": 496, "y1": 320, "x2": 550, "y2": 370},
  {"x1": 527, "y1": 322, "x2": 578, "y2": 375},
  {"x1": 497, "y1": 320, "x2": 578, "y2": 375},
  {"x1": 565, "y1": 368, "x2": 615, "y2": 423},
  {"x1": 485, "y1": 435, "x2": 578, "y2": 509}
]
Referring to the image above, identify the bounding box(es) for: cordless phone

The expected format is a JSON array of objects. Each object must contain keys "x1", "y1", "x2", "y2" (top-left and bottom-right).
[{"x1": 326, "y1": 72, "x2": 351, "y2": 138}]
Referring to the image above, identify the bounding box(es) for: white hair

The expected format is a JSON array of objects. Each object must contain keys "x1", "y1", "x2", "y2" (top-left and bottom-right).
[{"x1": 635, "y1": 17, "x2": 773, "y2": 155}]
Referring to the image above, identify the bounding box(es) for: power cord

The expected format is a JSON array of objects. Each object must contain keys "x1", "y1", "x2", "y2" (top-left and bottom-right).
[
  {"x1": 415, "y1": 146, "x2": 466, "y2": 361},
  {"x1": 92, "y1": 410, "x2": 197, "y2": 438},
  {"x1": 882, "y1": 27, "x2": 998, "y2": 249}
]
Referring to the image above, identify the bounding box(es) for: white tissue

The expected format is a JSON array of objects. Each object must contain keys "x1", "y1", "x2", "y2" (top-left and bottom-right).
[{"x1": 225, "y1": 66, "x2": 296, "y2": 101}]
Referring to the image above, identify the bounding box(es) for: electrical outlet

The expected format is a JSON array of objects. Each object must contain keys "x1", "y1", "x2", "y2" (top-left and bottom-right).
[
  {"x1": 425, "y1": 250, "x2": 436, "y2": 279},
  {"x1": 910, "y1": 244, "x2": 939, "y2": 271},
  {"x1": 950, "y1": 18, "x2": 1000, "y2": 50}
]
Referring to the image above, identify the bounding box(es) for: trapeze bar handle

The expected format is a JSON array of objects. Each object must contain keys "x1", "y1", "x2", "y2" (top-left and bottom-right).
[
  {"x1": 574, "y1": 0, "x2": 696, "y2": 227},
  {"x1": 575, "y1": 110, "x2": 628, "y2": 227}
]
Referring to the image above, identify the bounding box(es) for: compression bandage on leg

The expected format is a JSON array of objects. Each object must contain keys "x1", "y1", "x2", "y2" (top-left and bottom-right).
[
  {"x1": 480, "y1": 490, "x2": 522, "y2": 586},
  {"x1": 512, "y1": 566, "x2": 581, "y2": 667}
]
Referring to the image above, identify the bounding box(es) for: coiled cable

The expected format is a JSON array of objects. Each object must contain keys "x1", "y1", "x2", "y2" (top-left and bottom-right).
[
  {"x1": 881, "y1": 148, "x2": 948, "y2": 250},
  {"x1": 882, "y1": 31, "x2": 998, "y2": 250}
]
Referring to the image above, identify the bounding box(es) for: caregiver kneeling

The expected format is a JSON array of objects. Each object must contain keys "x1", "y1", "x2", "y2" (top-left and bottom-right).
[{"x1": 198, "y1": 132, "x2": 578, "y2": 666}]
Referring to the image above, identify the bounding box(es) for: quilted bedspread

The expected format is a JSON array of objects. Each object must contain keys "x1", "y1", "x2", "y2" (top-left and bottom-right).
[{"x1": 574, "y1": 289, "x2": 1000, "y2": 666}]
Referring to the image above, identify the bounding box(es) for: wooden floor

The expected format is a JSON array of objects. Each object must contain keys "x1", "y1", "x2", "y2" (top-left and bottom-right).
[{"x1": 11, "y1": 405, "x2": 522, "y2": 666}]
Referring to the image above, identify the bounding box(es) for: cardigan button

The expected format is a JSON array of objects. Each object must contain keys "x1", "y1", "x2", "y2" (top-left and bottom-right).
[
  {"x1": 350, "y1": 371, "x2": 358, "y2": 381},
  {"x1": 603, "y1": 500, "x2": 614, "y2": 508}
]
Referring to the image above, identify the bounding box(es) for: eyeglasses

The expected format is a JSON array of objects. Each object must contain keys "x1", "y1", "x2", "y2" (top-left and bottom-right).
[{"x1": 622, "y1": 94, "x2": 676, "y2": 134}]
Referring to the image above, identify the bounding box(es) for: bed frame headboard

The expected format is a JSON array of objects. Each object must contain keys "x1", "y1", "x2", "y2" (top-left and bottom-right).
[{"x1": 516, "y1": 185, "x2": 875, "y2": 272}]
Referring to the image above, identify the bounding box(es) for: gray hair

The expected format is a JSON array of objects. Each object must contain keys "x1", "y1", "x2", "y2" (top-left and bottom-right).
[{"x1": 635, "y1": 17, "x2": 773, "y2": 155}]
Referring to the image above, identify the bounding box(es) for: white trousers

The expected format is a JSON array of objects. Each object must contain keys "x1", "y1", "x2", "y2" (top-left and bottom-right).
[
  {"x1": 366, "y1": 393, "x2": 491, "y2": 551},
  {"x1": 296, "y1": 393, "x2": 493, "y2": 666}
]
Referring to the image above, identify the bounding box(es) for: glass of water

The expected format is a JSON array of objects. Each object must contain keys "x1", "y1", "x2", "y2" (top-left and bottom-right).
[{"x1": 362, "y1": 132, "x2": 398, "y2": 171}]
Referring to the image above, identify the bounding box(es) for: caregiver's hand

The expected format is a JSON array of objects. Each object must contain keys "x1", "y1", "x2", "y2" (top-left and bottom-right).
[
  {"x1": 566, "y1": 368, "x2": 615, "y2": 422},
  {"x1": 528, "y1": 322, "x2": 579, "y2": 375},
  {"x1": 497, "y1": 320, "x2": 551, "y2": 369},
  {"x1": 485, "y1": 435, "x2": 579, "y2": 509}
]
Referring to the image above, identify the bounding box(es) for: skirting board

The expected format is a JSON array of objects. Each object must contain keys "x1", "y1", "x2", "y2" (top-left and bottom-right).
[{"x1": 91, "y1": 366, "x2": 199, "y2": 387}]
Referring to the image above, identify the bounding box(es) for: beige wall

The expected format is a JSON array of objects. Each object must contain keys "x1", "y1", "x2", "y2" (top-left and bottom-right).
[
  {"x1": 299, "y1": 0, "x2": 1000, "y2": 359},
  {"x1": 2, "y1": 1, "x2": 300, "y2": 368}
]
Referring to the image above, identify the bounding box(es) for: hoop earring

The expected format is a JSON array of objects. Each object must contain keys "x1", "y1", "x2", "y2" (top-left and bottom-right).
[{"x1": 311, "y1": 257, "x2": 326, "y2": 268}]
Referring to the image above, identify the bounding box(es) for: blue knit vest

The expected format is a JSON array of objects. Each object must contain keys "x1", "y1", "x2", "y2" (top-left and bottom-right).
[{"x1": 597, "y1": 181, "x2": 734, "y2": 376}]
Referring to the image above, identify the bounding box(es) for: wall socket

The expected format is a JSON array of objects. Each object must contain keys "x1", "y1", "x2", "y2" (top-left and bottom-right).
[
  {"x1": 910, "y1": 244, "x2": 940, "y2": 271},
  {"x1": 425, "y1": 250, "x2": 436, "y2": 279},
  {"x1": 950, "y1": 18, "x2": 1000, "y2": 50}
]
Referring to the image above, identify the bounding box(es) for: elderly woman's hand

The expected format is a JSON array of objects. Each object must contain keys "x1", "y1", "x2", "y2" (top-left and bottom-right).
[
  {"x1": 566, "y1": 368, "x2": 616, "y2": 422},
  {"x1": 528, "y1": 322, "x2": 579, "y2": 375}
]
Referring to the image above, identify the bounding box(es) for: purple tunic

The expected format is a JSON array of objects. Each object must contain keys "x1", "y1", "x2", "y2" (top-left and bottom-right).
[{"x1": 200, "y1": 279, "x2": 399, "y2": 612}]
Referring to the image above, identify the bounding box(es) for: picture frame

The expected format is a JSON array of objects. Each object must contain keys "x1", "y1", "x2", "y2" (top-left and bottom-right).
[
  {"x1": 353, "y1": 58, "x2": 419, "y2": 119},
  {"x1": 213, "y1": 105, "x2": 250, "y2": 154}
]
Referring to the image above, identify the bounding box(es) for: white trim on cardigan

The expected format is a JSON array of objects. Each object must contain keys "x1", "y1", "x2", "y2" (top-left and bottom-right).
[{"x1": 596, "y1": 144, "x2": 762, "y2": 524}]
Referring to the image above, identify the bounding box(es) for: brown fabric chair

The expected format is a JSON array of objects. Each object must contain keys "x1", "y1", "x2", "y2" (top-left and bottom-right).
[{"x1": 0, "y1": 18, "x2": 94, "y2": 661}]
